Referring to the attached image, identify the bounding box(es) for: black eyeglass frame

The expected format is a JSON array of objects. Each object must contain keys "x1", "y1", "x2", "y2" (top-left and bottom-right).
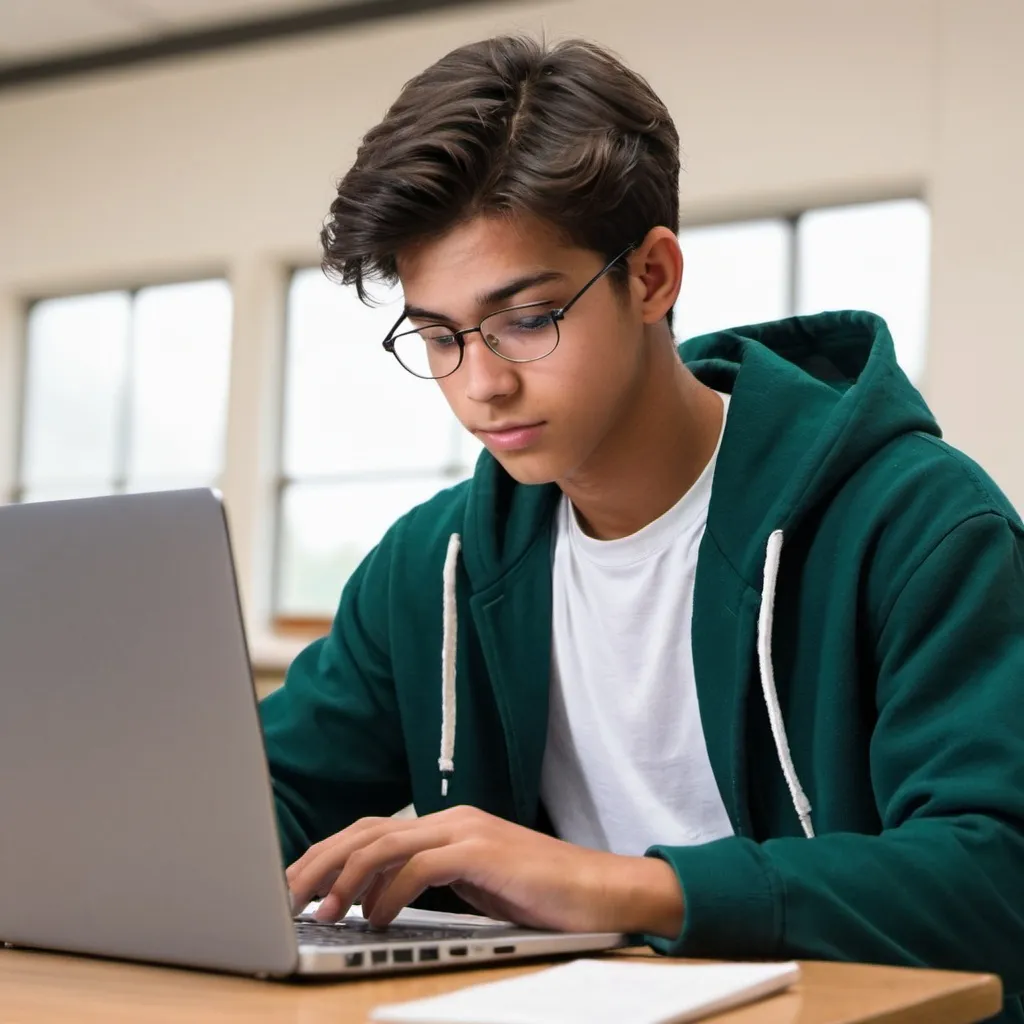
[{"x1": 381, "y1": 243, "x2": 637, "y2": 380}]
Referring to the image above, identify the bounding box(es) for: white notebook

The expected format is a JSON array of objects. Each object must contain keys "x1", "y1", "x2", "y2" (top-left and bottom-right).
[{"x1": 371, "y1": 958, "x2": 801, "y2": 1024}]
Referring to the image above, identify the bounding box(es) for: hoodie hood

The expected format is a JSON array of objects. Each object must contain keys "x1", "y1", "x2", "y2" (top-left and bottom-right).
[
  {"x1": 459, "y1": 309, "x2": 938, "y2": 585},
  {"x1": 437, "y1": 310, "x2": 941, "y2": 833},
  {"x1": 683, "y1": 310, "x2": 940, "y2": 581}
]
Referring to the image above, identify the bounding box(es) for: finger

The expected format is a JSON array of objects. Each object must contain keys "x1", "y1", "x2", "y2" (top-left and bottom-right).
[
  {"x1": 285, "y1": 817, "x2": 390, "y2": 887},
  {"x1": 287, "y1": 869, "x2": 342, "y2": 917},
  {"x1": 318, "y1": 825, "x2": 461, "y2": 923},
  {"x1": 317, "y1": 864, "x2": 392, "y2": 922},
  {"x1": 358, "y1": 867, "x2": 401, "y2": 921},
  {"x1": 365, "y1": 846, "x2": 472, "y2": 928},
  {"x1": 287, "y1": 807, "x2": 481, "y2": 889},
  {"x1": 289, "y1": 817, "x2": 424, "y2": 910}
]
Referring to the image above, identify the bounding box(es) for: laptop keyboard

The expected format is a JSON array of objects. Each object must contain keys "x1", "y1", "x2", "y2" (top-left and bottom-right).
[{"x1": 294, "y1": 918, "x2": 491, "y2": 947}]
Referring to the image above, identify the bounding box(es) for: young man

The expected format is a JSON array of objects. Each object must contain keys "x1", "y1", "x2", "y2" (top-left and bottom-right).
[{"x1": 261, "y1": 35, "x2": 1024, "y2": 1020}]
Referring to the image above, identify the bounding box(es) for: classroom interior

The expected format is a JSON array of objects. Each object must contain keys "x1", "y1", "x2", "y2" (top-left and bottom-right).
[{"x1": 1, "y1": 0, "x2": 1021, "y2": 697}]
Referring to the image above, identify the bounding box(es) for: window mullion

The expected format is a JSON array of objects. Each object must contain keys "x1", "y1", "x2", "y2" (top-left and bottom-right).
[
  {"x1": 6, "y1": 294, "x2": 27, "y2": 505},
  {"x1": 112, "y1": 290, "x2": 136, "y2": 494},
  {"x1": 787, "y1": 214, "x2": 800, "y2": 317}
]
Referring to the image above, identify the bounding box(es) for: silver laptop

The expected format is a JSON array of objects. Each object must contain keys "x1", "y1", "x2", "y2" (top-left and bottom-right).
[{"x1": 0, "y1": 489, "x2": 624, "y2": 977}]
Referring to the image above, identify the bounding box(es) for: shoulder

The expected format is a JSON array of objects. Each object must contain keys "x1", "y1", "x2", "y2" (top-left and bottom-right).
[
  {"x1": 330, "y1": 476, "x2": 471, "y2": 636},
  {"x1": 853, "y1": 430, "x2": 1022, "y2": 532},
  {"x1": 366, "y1": 477, "x2": 473, "y2": 584},
  {"x1": 831, "y1": 432, "x2": 1024, "y2": 636},
  {"x1": 393, "y1": 478, "x2": 472, "y2": 545}
]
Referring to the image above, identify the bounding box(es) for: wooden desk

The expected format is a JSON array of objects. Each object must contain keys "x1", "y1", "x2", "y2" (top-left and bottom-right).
[{"x1": 0, "y1": 947, "x2": 1002, "y2": 1024}]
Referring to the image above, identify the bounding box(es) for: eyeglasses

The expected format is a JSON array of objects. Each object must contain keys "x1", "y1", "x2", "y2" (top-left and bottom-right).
[{"x1": 381, "y1": 244, "x2": 636, "y2": 380}]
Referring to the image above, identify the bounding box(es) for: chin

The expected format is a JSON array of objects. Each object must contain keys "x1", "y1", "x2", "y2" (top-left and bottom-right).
[{"x1": 489, "y1": 449, "x2": 565, "y2": 487}]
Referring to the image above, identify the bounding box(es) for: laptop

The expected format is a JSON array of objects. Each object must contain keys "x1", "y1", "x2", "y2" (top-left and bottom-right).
[{"x1": 0, "y1": 489, "x2": 625, "y2": 977}]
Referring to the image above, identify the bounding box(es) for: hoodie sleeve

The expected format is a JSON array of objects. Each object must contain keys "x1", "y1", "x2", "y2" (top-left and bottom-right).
[
  {"x1": 646, "y1": 512, "x2": 1024, "y2": 995},
  {"x1": 259, "y1": 531, "x2": 411, "y2": 866}
]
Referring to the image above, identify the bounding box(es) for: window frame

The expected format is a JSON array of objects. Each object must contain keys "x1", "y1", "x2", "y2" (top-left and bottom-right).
[
  {"x1": 272, "y1": 195, "x2": 928, "y2": 632},
  {"x1": 11, "y1": 271, "x2": 232, "y2": 505},
  {"x1": 675, "y1": 192, "x2": 926, "y2": 337},
  {"x1": 5, "y1": 195, "x2": 928, "y2": 645},
  {"x1": 270, "y1": 266, "x2": 478, "y2": 631}
]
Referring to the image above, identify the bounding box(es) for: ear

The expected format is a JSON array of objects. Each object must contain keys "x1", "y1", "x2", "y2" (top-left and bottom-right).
[{"x1": 629, "y1": 227, "x2": 683, "y2": 325}]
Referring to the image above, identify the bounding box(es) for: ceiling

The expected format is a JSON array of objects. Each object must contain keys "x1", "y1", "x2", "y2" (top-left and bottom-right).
[{"x1": 0, "y1": 0, "x2": 376, "y2": 70}]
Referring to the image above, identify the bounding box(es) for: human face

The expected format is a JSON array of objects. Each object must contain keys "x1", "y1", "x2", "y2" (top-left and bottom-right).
[{"x1": 395, "y1": 215, "x2": 653, "y2": 486}]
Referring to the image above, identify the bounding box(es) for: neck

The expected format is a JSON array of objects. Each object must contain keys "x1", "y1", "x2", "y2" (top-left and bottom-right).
[{"x1": 559, "y1": 331, "x2": 724, "y2": 541}]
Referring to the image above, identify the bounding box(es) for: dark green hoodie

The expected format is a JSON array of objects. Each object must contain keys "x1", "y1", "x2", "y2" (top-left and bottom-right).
[{"x1": 261, "y1": 310, "x2": 1024, "y2": 1022}]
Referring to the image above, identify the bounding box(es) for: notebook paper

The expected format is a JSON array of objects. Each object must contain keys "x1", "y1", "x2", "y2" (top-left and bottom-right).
[{"x1": 371, "y1": 958, "x2": 801, "y2": 1024}]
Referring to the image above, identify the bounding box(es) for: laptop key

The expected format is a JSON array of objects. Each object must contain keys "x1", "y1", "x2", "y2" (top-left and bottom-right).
[{"x1": 294, "y1": 920, "x2": 487, "y2": 947}]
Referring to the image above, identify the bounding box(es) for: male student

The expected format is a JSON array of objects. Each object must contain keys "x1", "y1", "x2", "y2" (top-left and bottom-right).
[{"x1": 261, "y1": 35, "x2": 1024, "y2": 1021}]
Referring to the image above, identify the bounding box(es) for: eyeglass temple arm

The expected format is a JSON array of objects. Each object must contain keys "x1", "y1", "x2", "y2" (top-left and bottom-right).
[
  {"x1": 382, "y1": 309, "x2": 407, "y2": 349},
  {"x1": 555, "y1": 243, "x2": 638, "y2": 319}
]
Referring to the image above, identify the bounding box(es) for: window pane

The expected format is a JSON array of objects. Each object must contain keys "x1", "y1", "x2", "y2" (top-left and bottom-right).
[
  {"x1": 277, "y1": 477, "x2": 451, "y2": 617},
  {"x1": 674, "y1": 220, "x2": 791, "y2": 340},
  {"x1": 797, "y1": 199, "x2": 930, "y2": 382},
  {"x1": 126, "y1": 279, "x2": 232, "y2": 485},
  {"x1": 283, "y1": 270, "x2": 460, "y2": 477},
  {"x1": 21, "y1": 291, "x2": 130, "y2": 490}
]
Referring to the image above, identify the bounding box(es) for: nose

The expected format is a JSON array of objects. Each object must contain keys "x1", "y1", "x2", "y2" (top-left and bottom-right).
[{"x1": 460, "y1": 330, "x2": 520, "y2": 404}]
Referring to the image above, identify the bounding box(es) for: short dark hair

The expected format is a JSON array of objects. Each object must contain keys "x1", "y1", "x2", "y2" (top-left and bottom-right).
[{"x1": 321, "y1": 35, "x2": 680, "y2": 310}]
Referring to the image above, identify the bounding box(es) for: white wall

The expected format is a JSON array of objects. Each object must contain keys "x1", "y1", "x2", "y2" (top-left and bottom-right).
[
  {"x1": 927, "y1": 0, "x2": 1024, "y2": 507},
  {"x1": 1, "y1": 0, "x2": 1021, "y2": 664}
]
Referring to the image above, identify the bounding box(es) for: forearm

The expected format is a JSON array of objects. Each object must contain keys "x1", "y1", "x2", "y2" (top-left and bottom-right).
[{"x1": 648, "y1": 817, "x2": 1024, "y2": 994}]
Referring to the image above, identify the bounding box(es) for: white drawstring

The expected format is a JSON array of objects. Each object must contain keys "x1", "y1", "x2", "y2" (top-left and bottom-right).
[
  {"x1": 436, "y1": 526, "x2": 813, "y2": 834},
  {"x1": 439, "y1": 533, "x2": 461, "y2": 796},
  {"x1": 757, "y1": 529, "x2": 815, "y2": 838}
]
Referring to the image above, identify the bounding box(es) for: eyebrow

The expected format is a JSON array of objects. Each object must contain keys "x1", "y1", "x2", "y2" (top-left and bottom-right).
[{"x1": 403, "y1": 270, "x2": 566, "y2": 324}]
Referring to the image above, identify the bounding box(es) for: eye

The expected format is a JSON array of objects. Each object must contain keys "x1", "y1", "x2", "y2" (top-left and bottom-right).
[
  {"x1": 509, "y1": 312, "x2": 555, "y2": 333},
  {"x1": 417, "y1": 325, "x2": 458, "y2": 347}
]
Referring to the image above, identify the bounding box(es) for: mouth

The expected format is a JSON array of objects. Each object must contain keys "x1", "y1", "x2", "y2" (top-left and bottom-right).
[{"x1": 474, "y1": 422, "x2": 546, "y2": 452}]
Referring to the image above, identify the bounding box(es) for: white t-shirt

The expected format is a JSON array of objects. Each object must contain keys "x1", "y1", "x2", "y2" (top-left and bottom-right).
[{"x1": 539, "y1": 392, "x2": 734, "y2": 856}]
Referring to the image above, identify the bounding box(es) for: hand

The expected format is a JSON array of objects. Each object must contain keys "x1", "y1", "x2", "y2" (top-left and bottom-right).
[{"x1": 286, "y1": 805, "x2": 684, "y2": 938}]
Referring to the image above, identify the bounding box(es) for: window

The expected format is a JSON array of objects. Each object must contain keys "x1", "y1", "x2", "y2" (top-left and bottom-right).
[
  {"x1": 275, "y1": 270, "x2": 480, "y2": 621},
  {"x1": 277, "y1": 199, "x2": 929, "y2": 622},
  {"x1": 674, "y1": 220, "x2": 792, "y2": 340},
  {"x1": 15, "y1": 279, "x2": 233, "y2": 503},
  {"x1": 675, "y1": 198, "x2": 930, "y2": 382}
]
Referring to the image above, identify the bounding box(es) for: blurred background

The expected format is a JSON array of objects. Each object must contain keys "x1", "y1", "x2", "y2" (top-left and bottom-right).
[{"x1": 0, "y1": 0, "x2": 1020, "y2": 693}]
